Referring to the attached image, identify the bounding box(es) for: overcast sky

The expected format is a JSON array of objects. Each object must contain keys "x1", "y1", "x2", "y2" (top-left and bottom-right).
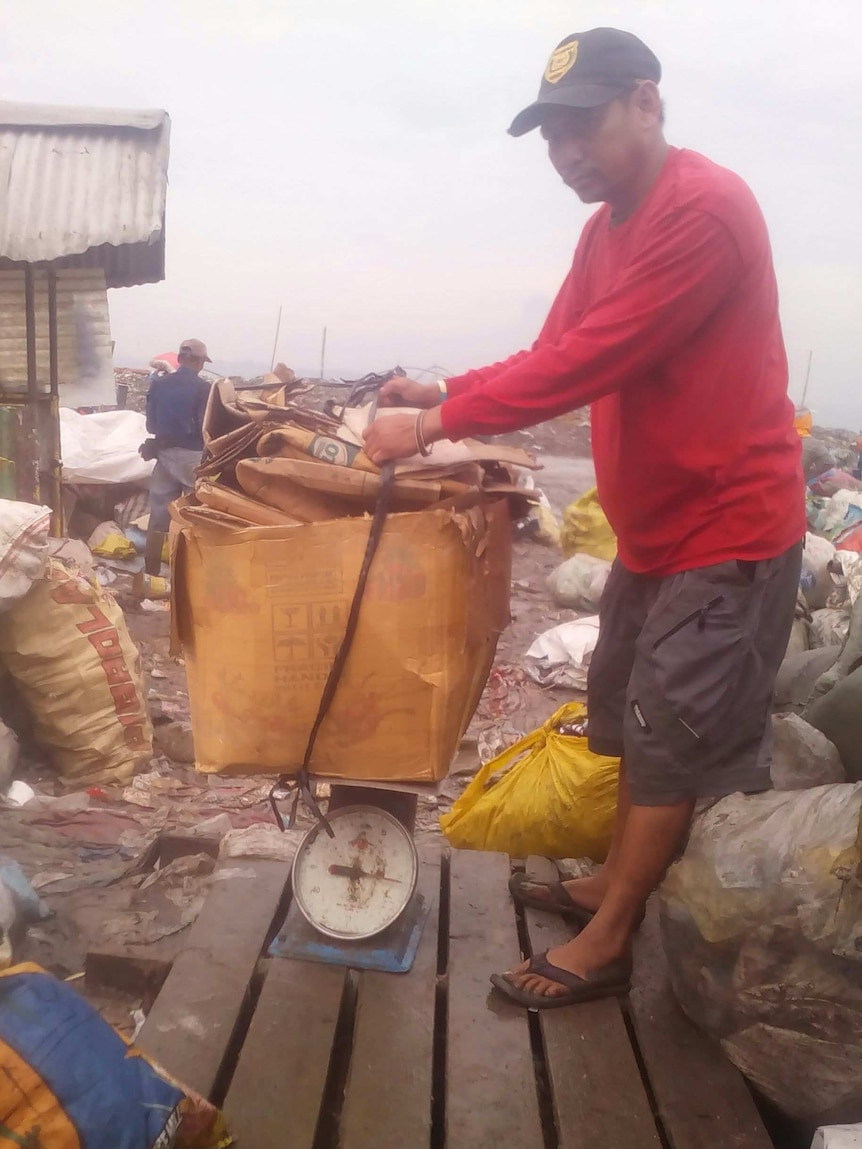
[{"x1": 4, "y1": 0, "x2": 860, "y2": 427}]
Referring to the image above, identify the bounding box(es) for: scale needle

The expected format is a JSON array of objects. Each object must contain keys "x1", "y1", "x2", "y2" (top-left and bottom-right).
[{"x1": 328, "y1": 864, "x2": 402, "y2": 883}]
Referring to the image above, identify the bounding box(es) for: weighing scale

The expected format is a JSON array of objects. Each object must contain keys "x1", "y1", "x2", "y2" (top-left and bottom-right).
[{"x1": 269, "y1": 782, "x2": 432, "y2": 974}]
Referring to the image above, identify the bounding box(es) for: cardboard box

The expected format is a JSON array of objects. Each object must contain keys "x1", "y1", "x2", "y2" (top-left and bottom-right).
[{"x1": 171, "y1": 499, "x2": 511, "y2": 782}]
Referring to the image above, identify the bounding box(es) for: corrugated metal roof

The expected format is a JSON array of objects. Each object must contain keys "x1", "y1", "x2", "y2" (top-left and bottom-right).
[{"x1": 0, "y1": 100, "x2": 170, "y2": 288}]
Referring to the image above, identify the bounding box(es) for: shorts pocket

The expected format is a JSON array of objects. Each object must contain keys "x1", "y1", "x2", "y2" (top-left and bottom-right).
[{"x1": 640, "y1": 588, "x2": 752, "y2": 745}]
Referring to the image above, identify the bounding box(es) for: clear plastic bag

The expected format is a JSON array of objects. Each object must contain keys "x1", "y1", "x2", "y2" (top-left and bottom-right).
[{"x1": 660, "y1": 784, "x2": 862, "y2": 1125}]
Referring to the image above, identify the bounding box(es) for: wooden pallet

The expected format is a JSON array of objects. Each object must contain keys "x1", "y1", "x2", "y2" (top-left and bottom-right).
[{"x1": 132, "y1": 847, "x2": 774, "y2": 1149}]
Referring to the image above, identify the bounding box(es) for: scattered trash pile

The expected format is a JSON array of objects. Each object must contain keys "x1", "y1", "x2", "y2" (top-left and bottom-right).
[
  {"x1": 523, "y1": 486, "x2": 615, "y2": 688},
  {"x1": 0, "y1": 497, "x2": 152, "y2": 792},
  {"x1": 171, "y1": 373, "x2": 534, "y2": 781}
]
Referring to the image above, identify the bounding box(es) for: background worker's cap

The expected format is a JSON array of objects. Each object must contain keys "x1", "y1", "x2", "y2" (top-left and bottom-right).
[
  {"x1": 509, "y1": 28, "x2": 662, "y2": 138},
  {"x1": 179, "y1": 338, "x2": 212, "y2": 362}
]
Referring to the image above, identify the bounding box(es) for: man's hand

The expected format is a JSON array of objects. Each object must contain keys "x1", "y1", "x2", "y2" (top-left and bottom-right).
[
  {"x1": 378, "y1": 377, "x2": 441, "y2": 408},
  {"x1": 363, "y1": 415, "x2": 420, "y2": 465},
  {"x1": 363, "y1": 407, "x2": 445, "y2": 465}
]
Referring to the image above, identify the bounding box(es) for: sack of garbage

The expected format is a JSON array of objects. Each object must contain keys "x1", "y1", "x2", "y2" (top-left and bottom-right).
[
  {"x1": 0, "y1": 963, "x2": 232, "y2": 1147},
  {"x1": 810, "y1": 469, "x2": 862, "y2": 498},
  {"x1": 810, "y1": 608, "x2": 851, "y2": 650},
  {"x1": 524, "y1": 616, "x2": 600, "y2": 689},
  {"x1": 807, "y1": 666, "x2": 862, "y2": 782},
  {"x1": 801, "y1": 532, "x2": 838, "y2": 610},
  {"x1": 660, "y1": 783, "x2": 862, "y2": 1126},
  {"x1": 0, "y1": 559, "x2": 152, "y2": 785},
  {"x1": 0, "y1": 498, "x2": 51, "y2": 612},
  {"x1": 547, "y1": 553, "x2": 612, "y2": 611},
  {"x1": 439, "y1": 702, "x2": 618, "y2": 861},
  {"x1": 560, "y1": 487, "x2": 617, "y2": 561}
]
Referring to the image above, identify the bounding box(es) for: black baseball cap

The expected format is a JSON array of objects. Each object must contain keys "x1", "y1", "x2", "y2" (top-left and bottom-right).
[{"x1": 509, "y1": 28, "x2": 662, "y2": 137}]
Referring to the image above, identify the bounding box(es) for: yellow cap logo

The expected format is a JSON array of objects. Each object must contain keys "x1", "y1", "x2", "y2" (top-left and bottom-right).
[{"x1": 545, "y1": 39, "x2": 579, "y2": 84}]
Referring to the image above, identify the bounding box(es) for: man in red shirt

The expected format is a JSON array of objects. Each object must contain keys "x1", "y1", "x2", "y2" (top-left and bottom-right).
[{"x1": 364, "y1": 27, "x2": 805, "y2": 1008}]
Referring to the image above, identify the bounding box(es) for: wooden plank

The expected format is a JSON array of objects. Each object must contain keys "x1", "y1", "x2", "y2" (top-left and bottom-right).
[
  {"x1": 224, "y1": 959, "x2": 346, "y2": 1149},
  {"x1": 446, "y1": 850, "x2": 544, "y2": 1149},
  {"x1": 629, "y1": 901, "x2": 773, "y2": 1149},
  {"x1": 524, "y1": 856, "x2": 661, "y2": 1149},
  {"x1": 137, "y1": 858, "x2": 290, "y2": 1098},
  {"x1": 340, "y1": 846, "x2": 441, "y2": 1149}
]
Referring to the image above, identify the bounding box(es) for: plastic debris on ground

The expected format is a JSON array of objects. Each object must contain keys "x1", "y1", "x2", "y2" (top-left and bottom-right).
[
  {"x1": 547, "y1": 552, "x2": 612, "y2": 611},
  {"x1": 87, "y1": 520, "x2": 137, "y2": 560},
  {"x1": 801, "y1": 532, "x2": 838, "y2": 609},
  {"x1": 524, "y1": 615, "x2": 600, "y2": 689}
]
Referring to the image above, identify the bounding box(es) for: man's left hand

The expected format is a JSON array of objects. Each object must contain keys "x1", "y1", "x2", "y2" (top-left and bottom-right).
[{"x1": 363, "y1": 414, "x2": 420, "y2": 465}]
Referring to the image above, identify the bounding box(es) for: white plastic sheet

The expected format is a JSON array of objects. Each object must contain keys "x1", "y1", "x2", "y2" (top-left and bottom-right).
[
  {"x1": 60, "y1": 408, "x2": 154, "y2": 485},
  {"x1": 524, "y1": 616, "x2": 600, "y2": 689}
]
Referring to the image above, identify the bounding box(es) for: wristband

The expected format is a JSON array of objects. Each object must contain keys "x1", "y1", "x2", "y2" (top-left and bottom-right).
[{"x1": 415, "y1": 411, "x2": 432, "y2": 457}]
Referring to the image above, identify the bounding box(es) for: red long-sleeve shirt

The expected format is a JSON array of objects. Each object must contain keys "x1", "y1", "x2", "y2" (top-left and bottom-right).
[{"x1": 440, "y1": 147, "x2": 805, "y2": 575}]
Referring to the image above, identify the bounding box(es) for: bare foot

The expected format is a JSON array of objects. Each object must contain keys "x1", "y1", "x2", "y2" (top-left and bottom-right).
[{"x1": 559, "y1": 872, "x2": 609, "y2": 913}]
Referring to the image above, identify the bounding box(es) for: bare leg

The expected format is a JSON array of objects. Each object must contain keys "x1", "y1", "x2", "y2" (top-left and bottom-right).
[
  {"x1": 510, "y1": 795, "x2": 694, "y2": 998},
  {"x1": 144, "y1": 530, "x2": 166, "y2": 576}
]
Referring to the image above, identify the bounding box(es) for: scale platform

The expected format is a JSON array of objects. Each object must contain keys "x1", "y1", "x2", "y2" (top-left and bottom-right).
[{"x1": 269, "y1": 889, "x2": 430, "y2": 974}]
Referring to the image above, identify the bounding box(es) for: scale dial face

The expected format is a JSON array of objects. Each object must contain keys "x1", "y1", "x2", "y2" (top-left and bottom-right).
[{"x1": 291, "y1": 805, "x2": 419, "y2": 940}]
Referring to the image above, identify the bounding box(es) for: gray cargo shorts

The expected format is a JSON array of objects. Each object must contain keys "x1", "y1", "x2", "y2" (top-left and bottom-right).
[{"x1": 587, "y1": 542, "x2": 803, "y2": 805}]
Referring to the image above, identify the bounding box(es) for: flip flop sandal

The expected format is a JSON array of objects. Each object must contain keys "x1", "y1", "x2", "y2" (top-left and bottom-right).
[
  {"x1": 508, "y1": 872, "x2": 648, "y2": 931},
  {"x1": 490, "y1": 951, "x2": 632, "y2": 1011},
  {"x1": 508, "y1": 871, "x2": 596, "y2": 926}
]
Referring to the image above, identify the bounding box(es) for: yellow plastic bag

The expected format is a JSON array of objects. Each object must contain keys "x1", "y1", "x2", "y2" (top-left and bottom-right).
[
  {"x1": 794, "y1": 408, "x2": 812, "y2": 438},
  {"x1": 561, "y1": 487, "x2": 617, "y2": 561},
  {"x1": 440, "y1": 702, "x2": 618, "y2": 861},
  {"x1": 87, "y1": 521, "x2": 136, "y2": 560}
]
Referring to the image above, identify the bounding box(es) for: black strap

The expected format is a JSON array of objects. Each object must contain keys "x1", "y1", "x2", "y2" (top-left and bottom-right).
[{"x1": 270, "y1": 462, "x2": 396, "y2": 833}]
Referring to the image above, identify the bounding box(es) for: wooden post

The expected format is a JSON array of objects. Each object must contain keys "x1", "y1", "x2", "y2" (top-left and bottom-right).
[
  {"x1": 800, "y1": 349, "x2": 813, "y2": 408},
  {"x1": 269, "y1": 304, "x2": 283, "y2": 372}
]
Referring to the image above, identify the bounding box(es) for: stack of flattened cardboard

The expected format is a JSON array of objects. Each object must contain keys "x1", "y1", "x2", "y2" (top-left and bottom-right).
[
  {"x1": 191, "y1": 378, "x2": 538, "y2": 525},
  {"x1": 171, "y1": 378, "x2": 537, "y2": 783}
]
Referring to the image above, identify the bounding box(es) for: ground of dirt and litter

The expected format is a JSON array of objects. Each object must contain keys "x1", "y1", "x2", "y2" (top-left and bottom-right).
[{"x1": 0, "y1": 414, "x2": 595, "y2": 1033}]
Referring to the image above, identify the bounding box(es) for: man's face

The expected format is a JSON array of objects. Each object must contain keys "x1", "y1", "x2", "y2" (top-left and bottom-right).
[{"x1": 540, "y1": 88, "x2": 655, "y2": 204}]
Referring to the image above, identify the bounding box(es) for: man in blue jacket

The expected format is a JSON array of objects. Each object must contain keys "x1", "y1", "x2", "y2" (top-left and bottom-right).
[{"x1": 143, "y1": 339, "x2": 212, "y2": 574}]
